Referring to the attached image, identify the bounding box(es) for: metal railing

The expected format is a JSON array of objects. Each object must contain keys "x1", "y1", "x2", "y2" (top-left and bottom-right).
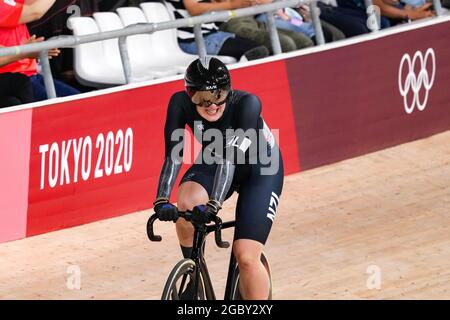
[{"x1": 0, "y1": 0, "x2": 445, "y2": 99}]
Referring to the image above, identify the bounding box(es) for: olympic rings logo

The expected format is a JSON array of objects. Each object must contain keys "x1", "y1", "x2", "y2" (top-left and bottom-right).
[{"x1": 398, "y1": 48, "x2": 436, "y2": 114}]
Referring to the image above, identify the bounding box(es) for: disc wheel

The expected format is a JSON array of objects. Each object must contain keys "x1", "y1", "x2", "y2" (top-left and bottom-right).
[{"x1": 161, "y1": 258, "x2": 206, "y2": 300}]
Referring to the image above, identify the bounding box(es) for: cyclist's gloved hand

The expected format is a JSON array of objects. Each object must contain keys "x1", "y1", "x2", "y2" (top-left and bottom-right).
[
  {"x1": 153, "y1": 198, "x2": 178, "y2": 222},
  {"x1": 192, "y1": 200, "x2": 220, "y2": 225}
]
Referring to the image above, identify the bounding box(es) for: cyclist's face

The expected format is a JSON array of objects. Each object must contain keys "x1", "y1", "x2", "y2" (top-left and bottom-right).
[
  {"x1": 188, "y1": 88, "x2": 229, "y2": 122},
  {"x1": 196, "y1": 102, "x2": 226, "y2": 122}
]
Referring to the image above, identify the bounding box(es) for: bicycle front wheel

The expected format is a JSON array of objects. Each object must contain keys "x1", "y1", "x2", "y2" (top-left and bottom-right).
[{"x1": 161, "y1": 258, "x2": 206, "y2": 300}]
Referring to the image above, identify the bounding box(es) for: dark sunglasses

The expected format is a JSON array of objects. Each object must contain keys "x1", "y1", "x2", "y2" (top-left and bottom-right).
[{"x1": 186, "y1": 88, "x2": 229, "y2": 108}]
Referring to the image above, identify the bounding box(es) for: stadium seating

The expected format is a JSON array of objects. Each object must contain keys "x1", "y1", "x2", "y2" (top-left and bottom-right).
[
  {"x1": 70, "y1": 3, "x2": 237, "y2": 86},
  {"x1": 116, "y1": 7, "x2": 186, "y2": 74},
  {"x1": 93, "y1": 12, "x2": 177, "y2": 82},
  {"x1": 68, "y1": 16, "x2": 128, "y2": 87},
  {"x1": 139, "y1": 2, "x2": 236, "y2": 66}
]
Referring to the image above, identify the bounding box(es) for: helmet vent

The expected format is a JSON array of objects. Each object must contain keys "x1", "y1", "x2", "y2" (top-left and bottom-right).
[{"x1": 200, "y1": 56, "x2": 213, "y2": 70}]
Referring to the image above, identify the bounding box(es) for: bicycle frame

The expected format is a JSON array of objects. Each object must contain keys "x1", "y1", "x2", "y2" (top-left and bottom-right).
[
  {"x1": 147, "y1": 212, "x2": 242, "y2": 300},
  {"x1": 189, "y1": 220, "x2": 237, "y2": 300}
]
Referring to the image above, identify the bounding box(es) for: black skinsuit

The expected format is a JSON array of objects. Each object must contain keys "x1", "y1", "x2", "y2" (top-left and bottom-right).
[{"x1": 156, "y1": 90, "x2": 284, "y2": 244}]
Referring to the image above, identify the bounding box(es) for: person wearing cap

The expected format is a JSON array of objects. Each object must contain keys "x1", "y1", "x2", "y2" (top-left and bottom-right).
[{"x1": 152, "y1": 57, "x2": 284, "y2": 300}]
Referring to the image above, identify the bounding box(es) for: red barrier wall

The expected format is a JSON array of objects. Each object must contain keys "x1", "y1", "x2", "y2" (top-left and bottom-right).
[
  {"x1": 27, "y1": 82, "x2": 179, "y2": 235},
  {"x1": 0, "y1": 17, "x2": 449, "y2": 242},
  {"x1": 0, "y1": 109, "x2": 32, "y2": 242},
  {"x1": 26, "y1": 60, "x2": 301, "y2": 236},
  {"x1": 287, "y1": 21, "x2": 450, "y2": 170}
]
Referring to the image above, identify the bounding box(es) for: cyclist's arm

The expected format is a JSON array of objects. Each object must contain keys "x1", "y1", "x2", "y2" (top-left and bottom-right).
[
  {"x1": 156, "y1": 158, "x2": 182, "y2": 200},
  {"x1": 209, "y1": 94, "x2": 262, "y2": 207},
  {"x1": 155, "y1": 94, "x2": 187, "y2": 200},
  {"x1": 210, "y1": 159, "x2": 235, "y2": 207}
]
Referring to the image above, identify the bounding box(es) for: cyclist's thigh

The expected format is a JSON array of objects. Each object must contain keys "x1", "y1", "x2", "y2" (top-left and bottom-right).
[
  {"x1": 234, "y1": 154, "x2": 284, "y2": 245},
  {"x1": 179, "y1": 163, "x2": 215, "y2": 200},
  {"x1": 179, "y1": 163, "x2": 236, "y2": 200},
  {"x1": 177, "y1": 181, "x2": 209, "y2": 210}
]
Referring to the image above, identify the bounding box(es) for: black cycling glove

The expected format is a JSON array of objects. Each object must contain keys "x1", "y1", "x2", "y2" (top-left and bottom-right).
[
  {"x1": 192, "y1": 200, "x2": 220, "y2": 225},
  {"x1": 154, "y1": 198, "x2": 178, "y2": 222}
]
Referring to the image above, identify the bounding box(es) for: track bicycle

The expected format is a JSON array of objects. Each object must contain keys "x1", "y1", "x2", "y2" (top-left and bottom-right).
[{"x1": 147, "y1": 210, "x2": 272, "y2": 300}]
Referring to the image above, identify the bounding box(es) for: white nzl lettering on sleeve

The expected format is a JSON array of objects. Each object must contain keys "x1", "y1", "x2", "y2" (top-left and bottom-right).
[
  {"x1": 226, "y1": 135, "x2": 252, "y2": 152},
  {"x1": 238, "y1": 137, "x2": 252, "y2": 152}
]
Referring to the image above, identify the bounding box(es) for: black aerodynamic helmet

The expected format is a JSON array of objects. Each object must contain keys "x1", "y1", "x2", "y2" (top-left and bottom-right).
[{"x1": 184, "y1": 56, "x2": 231, "y2": 92}]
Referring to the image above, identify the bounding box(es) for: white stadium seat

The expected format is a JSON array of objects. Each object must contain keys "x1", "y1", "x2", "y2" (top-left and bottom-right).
[
  {"x1": 69, "y1": 4, "x2": 236, "y2": 87},
  {"x1": 68, "y1": 16, "x2": 127, "y2": 87},
  {"x1": 140, "y1": 2, "x2": 236, "y2": 66},
  {"x1": 138, "y1": 2, "x2": 198, "y2": 72},
  {"x1": 94, "y1": 12, "x2": 176, "y2": 83},
  {"x1": 115, "y1": 7, "x2": 182, "y2": 75}
]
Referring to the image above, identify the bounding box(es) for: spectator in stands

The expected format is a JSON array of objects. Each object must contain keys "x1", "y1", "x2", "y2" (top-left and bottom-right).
[
  {"x1": 318, "y1": 0, "x2": 390, "y2": 37},
  {"x1": 27, "y1": 0, "x2": 99, "y2": 93},
  {"x1": 0, "y1": 0, "x2": 80, "y2": 107},
  {"x1": 165, "y1": 0, "x2": 270, "y2": 60},
  {"x1": 216, "y1": 0, "x2": 315, "y2": 53},
  {"x1": 103, "y1": 0, "x2": 342, "y2": 47},
  {"x1": 1, "y1": 0, "x2": 55, "y2": 107},
  {"x1": 372, "y1": 0, "x2": 434, "y2": 25},
  {"x1": 0, "y1": 50, "x2": 33, "y2": 108},
  {"x1": 0, "y1": 37, "x2": 59, "y2": 107},
  {"x1": 254, "y1": 5, "x2": 346, "y2": 44},
  {"x1": 391, "y1": 0, "x2": 448, "y2": 10},
  {"x1": 318, "y1": 0, "x2": 434, "y2": 37}
]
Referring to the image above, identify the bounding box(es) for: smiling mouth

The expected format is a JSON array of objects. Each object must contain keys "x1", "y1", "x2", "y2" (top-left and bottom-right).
[{"x1": 205, "y1": 106, "x2": 220, "y2": 116}]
